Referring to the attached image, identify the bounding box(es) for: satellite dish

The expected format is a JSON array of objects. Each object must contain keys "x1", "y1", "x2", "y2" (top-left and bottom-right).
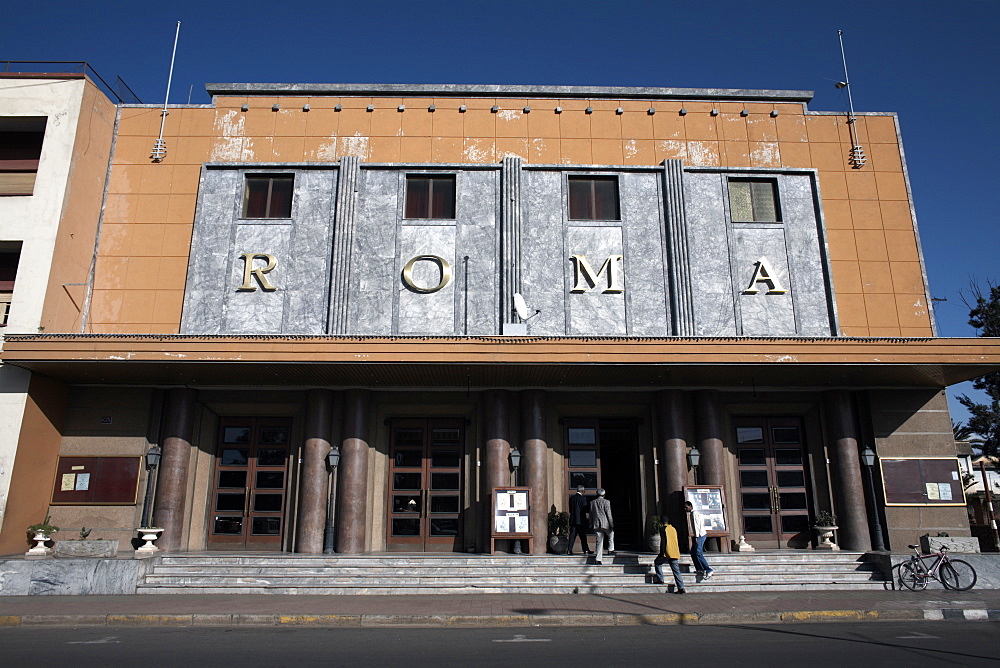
[{"x1": 513, "y1": 293, "x2": 528, "y2": 321}]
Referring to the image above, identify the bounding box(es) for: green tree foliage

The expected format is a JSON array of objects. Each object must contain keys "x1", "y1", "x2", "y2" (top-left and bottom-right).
[{"x1": 958, "y1": 279, "x2": 1000, "y2": 457}]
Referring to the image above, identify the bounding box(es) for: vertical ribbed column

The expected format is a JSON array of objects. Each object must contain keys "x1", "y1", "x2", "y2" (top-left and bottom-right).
[
  {"x1": 151, "y1": 388, "x2": 197, "y2": 553},
  {"x1": 825, "y1": 390, "x2": 873, "y2": 552},
  {"x1": 328, "y1": 155, "x2": 361, "y2": 334},
  {"x1": 501, "y1": 156, "x2": 522, "y2": 328},
  {"x1": 662, "y1": 159, "x2": 695, "y2": 335}
]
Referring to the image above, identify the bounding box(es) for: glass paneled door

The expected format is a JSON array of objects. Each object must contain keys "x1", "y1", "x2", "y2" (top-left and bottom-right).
[
  {"x1": 386, "y1": 418, "x2": 464, "y2": 552},
  {"x1": 735, "y1": 417, "x2": 811, "y2": 549},
  {"x1": 208, "y1": 417, "x2": 291, "y2": 550}
]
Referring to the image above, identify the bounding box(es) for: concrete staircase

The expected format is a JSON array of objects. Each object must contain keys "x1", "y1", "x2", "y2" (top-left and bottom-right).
[{"x1": 137, "y1": 551, "x2": 890, "y2": 595}]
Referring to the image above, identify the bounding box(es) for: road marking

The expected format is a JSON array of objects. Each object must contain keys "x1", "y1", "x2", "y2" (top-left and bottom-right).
[
  {"x1": 896, "y1": 632, "x2": 938, "y2": 639},
  {"x1": 68, "y1": 636, "x2": 121, "y2": 645},
  {"x1": 494, "y1": 635, "x2": 552, "y2": 643}
]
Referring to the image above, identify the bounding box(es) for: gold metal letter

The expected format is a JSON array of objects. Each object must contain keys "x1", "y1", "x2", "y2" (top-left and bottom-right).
[
  {"x1": 238, "y1": 253, "x2": 278, "y2": 291},
  {"x1": 402, "y1": 255, "x2": 452, "y2": 293},
  {"x1": 569, "y1": 254, "x2": 624, "y2": 293},
  {"x1": 743, "y1": 257, "x2": 787, "y2": 294}
]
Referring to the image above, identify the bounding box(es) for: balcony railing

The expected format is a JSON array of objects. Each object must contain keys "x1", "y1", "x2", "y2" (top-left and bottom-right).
[{"x1": 1, "y1": 61, "x2": 141, "y2": 104}]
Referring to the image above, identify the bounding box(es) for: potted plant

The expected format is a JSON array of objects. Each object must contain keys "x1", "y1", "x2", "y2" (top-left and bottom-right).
[
  {"x1": 646, "y1": 514, "x2": 665, "y2": 553},
  {"x1": 812, "y1": 510, "x2": 839, "y2": 550},
  {"x1": 26, "y1": 515, "x2": 59, "y2": 556},
  {"x1": 547, "y1": 509, "x2": 569, "y2": 554}
]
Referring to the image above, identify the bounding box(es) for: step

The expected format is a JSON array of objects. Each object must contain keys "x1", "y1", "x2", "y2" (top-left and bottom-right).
[{"x1": 139, "y1": 551, "x2": 888, "y2": 595}]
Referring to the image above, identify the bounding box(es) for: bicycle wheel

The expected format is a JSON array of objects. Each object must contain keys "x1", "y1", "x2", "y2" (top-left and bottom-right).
[
  {"x1": 897, "y1": 561, "x2": 927, "y2": 591},
  {"x1": 940, "y1": 559, "x2": 978, "y2": 591}
]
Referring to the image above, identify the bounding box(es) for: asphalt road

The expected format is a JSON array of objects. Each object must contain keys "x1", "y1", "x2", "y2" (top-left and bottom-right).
[{"x1": 2, "y1": 622, "x2": 997, "y2": 666}]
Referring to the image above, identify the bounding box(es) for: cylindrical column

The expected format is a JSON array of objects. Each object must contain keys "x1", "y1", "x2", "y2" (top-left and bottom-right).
[
  {"x1": 336, "y1": 389, "x2": 371, "y2": 554},
  {"x1": 151, "y1": 388, "x2": 197, "y2": 553},
  {"x1": 657, "y1": 390, "x2": 689, "y2": 529},
  {"x1": 520, "y1": 390, "x2": 548, "y2": 555},
  {"x1": 825, "y1": 390, "x2": 872, "y2": 552},
  {"x1": 695, "y1": 390, "x2": 725, "y2": 487},
  {"x1": 295, "y1": 389, "x2": 334, "y2": 553},
  {"x1": 483, "y1": 390, "x2": 511, "y2": 552}
]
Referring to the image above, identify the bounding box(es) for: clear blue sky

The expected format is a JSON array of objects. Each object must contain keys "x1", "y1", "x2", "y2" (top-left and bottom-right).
[{"x1": 5, "y1": 0, "x2": 997, "y2": 422}]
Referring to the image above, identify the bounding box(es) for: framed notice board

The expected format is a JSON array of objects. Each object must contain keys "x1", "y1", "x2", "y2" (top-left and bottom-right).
[
  {"x1": 683, "y1": 486, "x2": 729, "y2": 535},
  {"x1": 50, "y1": 456, "x2": 141, "y2": 505},
  {"x1": 880, "y1": 457, "x2": 966, "y2": 506},
  {"x1": 491, "y1": 487, "x2": 531, "y2": 537}
]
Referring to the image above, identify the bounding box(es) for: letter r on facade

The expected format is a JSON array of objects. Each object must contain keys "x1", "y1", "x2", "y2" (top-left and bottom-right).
[{"x1": 238, "y1": 253, "x2": 278, "y2": 292}]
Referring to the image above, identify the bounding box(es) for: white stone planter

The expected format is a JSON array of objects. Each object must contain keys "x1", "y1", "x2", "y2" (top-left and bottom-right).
[
  {"x1": 813, "y1": 525, "x2": 840, "y2": 551},
  {"x1": 54, "y1": 539, "x2": 119, "y2": 558},
  {"x1": 135, "y1": 528, "x2": 165, "y2": 556},
  {"x1": 25, "y1": 530, "x2": 54, "y2": 557}
]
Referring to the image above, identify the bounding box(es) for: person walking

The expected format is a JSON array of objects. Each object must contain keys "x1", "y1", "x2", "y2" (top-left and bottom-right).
[
  {"x1": 685, "y1": 500, "x2": 714, "y2": 578},
  {"x1": 566, "y1": 485, "x2": 592, "y2": 555},
  {"x1": 589, "y1": 488, "x2": 614, "y2": 565},
  {"x1": 653, "y1": 517, "x2": 685, "y2": 594}
]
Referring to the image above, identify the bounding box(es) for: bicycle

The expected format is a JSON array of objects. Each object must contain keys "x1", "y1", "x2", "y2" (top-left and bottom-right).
[{"x1": 896, "y1": 544, "x2": 977, "y2": 591}]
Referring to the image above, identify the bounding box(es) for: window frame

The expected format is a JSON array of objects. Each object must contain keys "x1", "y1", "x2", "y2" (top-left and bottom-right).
[
  {"x1": 728, "y1": 178, "x2": 781, "y2": 223},
  {"x1": 242, "y1": 174, "x2": 295, "y2": 219},
  {"x1": 567, "y1": 175, "x2": 621, "y2": 221},
  {"x1": 404, "y1": 174, "x2": 457, "y2": 220},
  {"x1": 0, "y1": 117, "x2": 47, "y2": 197}
]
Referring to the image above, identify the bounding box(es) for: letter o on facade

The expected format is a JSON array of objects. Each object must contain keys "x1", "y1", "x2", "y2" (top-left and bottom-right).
[{"x1": 401, "y1": 255, "x2": 452, "y2": 293}]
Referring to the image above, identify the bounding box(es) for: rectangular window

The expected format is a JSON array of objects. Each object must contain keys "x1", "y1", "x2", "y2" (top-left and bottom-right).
[
  {"x1": 729, "y1": 179, "x2": 780, "y2": 222},
  {"x1": 0, "y1": 243, "x2": 21, "y2": 327},
  {"x1": 0, "y1": 117, "x2": 47, "y2": 196},
  {"x1": 404, "y1": 174, "x2": 456, "y2": 219},
  {"x1": 243, "y1": 174, "x2": 294, "y2": 218},
  {"x1": 568, "y1": 176, "x2": 620, "y2": 220}
]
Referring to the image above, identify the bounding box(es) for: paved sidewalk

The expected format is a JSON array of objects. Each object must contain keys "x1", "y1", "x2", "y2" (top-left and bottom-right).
[{"x1": 2, "y1": 588, "x2": 1000, "y2": 628}]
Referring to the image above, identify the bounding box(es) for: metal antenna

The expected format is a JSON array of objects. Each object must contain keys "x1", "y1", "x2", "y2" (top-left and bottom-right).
[
  {"x1": 837, "y1": 30, "x2": 866, "y2": 168},
  {"x1": 151, "y1": 21, "x2": 181, "y2": 162}
]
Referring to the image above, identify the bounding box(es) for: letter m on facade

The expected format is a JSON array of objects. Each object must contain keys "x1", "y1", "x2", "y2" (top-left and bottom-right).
[{"x1": 569, "y1": 255, "x2": 624, "y2": 293}]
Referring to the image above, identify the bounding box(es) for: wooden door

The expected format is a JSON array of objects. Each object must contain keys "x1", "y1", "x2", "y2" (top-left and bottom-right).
[
  {"x1": 386, "y1": 418, "x2": 464, "y2": 552},
  {"x1": 208, "y1": 417, "x2": 291, "y2": 550},
  {"x1": 735, "y1": 417, "x2": 811, "y2": 549}
]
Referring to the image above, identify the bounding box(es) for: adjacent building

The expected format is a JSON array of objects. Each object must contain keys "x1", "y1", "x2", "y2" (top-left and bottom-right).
[
  {"x1": 1, "y1": 78, "x2": 998, "y2": 557},
  {"x1": 0, "y1": 68, "x2": 116, "y2": 541}
]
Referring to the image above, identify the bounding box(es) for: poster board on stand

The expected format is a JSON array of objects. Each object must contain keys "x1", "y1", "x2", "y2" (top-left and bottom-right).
[
  {"x1": 490, "y1": 487, "x2": 532, "y2": 554},
  {"x1": 683, "y1": 485, "x2": 730, "y2": 552}
]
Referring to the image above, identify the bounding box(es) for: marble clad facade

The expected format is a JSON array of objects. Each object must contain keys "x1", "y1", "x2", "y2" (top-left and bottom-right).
[{"x1": 1, "y1": 79, "x2": 999, "y2": 560}]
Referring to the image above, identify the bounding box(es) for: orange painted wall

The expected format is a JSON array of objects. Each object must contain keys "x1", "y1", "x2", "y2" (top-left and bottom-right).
[
  {"x1": 39, "y1": 80, "x2": 118, "y2": 334},
  {"x1": 0, "y1": 374, "x2": 67, "y2": 555},
  {"x1": 93, "y1": 94, "x2": 930, "y2": 336}
]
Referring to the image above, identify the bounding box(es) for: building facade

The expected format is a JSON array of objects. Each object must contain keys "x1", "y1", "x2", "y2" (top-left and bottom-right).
[
  {"x1": 0, "y1": 71, "x2": 116, "y2": 538},
  {"x1": 1, "y1": 81, "x2": 998, "y2": 557}
]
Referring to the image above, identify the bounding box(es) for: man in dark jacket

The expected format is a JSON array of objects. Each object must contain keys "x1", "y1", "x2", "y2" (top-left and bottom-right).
[{"x1": 566, "y1": 485, "x2": 592, "y2": 555}]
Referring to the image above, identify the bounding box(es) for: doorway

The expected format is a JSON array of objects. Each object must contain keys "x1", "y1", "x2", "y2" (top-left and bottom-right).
[
  {"x1": 564, "y1": 419, "x2": 642, "y2": 549},
  {"x1": 386, "y1": 418, "x2": 464, "y2": 552},
  {"x1": 207, "y1": 417, "x2": 292, "y2": 550},
  {"x1": 734, "y1": 417, "x2": 811, "y2": 549}
]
